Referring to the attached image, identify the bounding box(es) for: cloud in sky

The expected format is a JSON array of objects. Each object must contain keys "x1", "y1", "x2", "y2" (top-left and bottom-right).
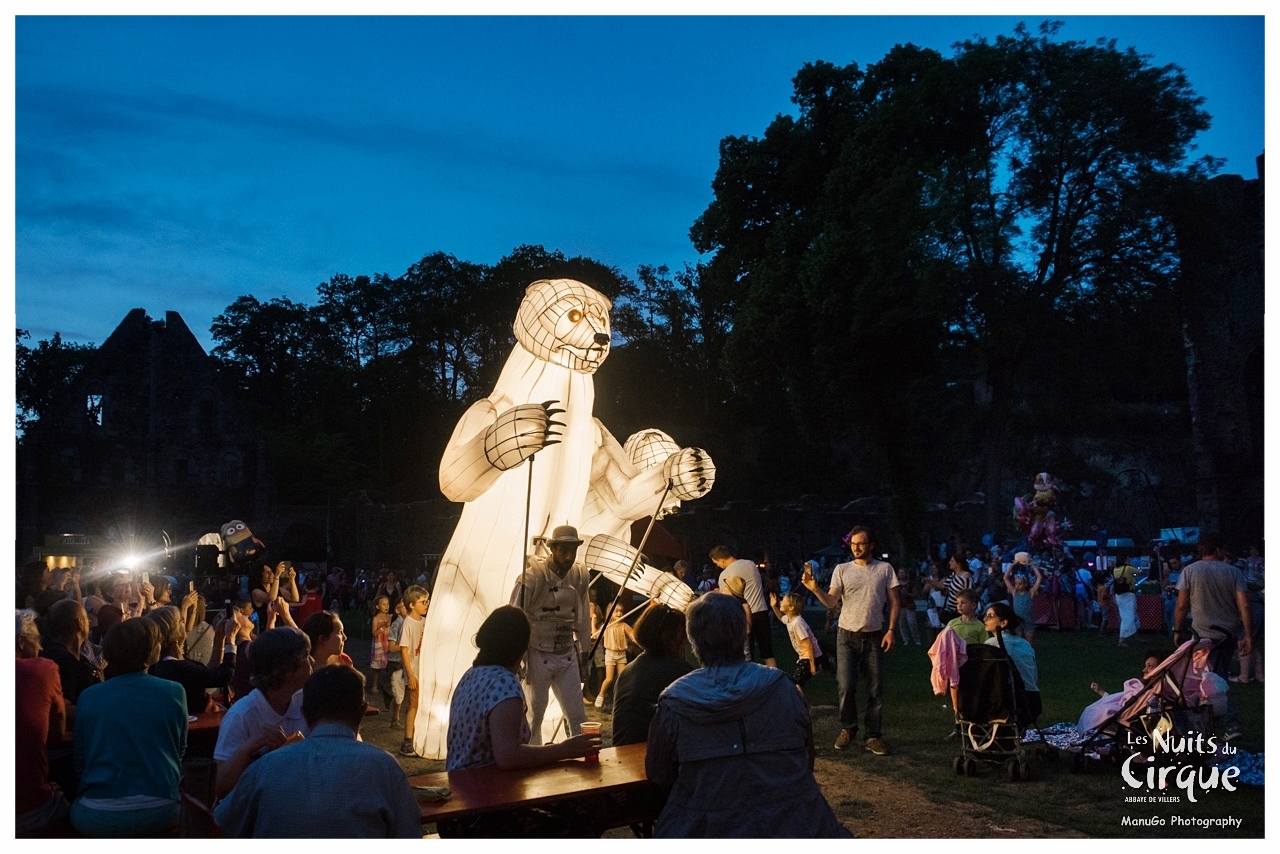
[{"x1": 15, "y1": 15, "x2": 1263, "y2": 349}]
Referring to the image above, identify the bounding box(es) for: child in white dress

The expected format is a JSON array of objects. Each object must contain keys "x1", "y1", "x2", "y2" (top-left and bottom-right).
[{"x1": 769, "y1": 591, "x2": 823, "y2": 687}]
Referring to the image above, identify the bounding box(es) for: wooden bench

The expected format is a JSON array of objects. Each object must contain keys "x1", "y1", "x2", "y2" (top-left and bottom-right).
[{"x1": 409, "y1": 742, "x2": 663, "y2": 837}]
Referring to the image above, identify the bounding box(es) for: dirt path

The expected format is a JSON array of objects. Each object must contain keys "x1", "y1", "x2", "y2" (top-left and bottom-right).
[{"x1": 810, "y1": 757, "x2": 1083, "y2": 837}]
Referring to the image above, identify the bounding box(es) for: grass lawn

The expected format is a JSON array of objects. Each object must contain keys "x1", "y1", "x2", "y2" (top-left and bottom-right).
[{"x1": 785, "y1": 614, "x2": 1264, "y2": 838}]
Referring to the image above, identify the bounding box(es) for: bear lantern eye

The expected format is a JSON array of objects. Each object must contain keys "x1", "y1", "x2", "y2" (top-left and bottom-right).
[{"x1": 566, "y1": 308, "x2": 583, "y2": 323}]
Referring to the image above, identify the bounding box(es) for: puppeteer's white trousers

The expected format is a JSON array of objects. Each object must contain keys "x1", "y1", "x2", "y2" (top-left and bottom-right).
[{"x1": 526, "y1": 647, "x2": 586, "y2": 744}]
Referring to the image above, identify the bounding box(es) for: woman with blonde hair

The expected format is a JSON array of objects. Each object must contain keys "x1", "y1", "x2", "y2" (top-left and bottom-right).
[{"x1": 146, "y1": 604, "x2": 242, "y2": 714}]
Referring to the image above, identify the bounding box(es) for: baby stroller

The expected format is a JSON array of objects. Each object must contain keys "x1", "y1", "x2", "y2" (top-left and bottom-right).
[
  {"x1": 951, "y1": 633, "x2": 1044, "y2": 781},
  {"x1": 1072, "y1": 634, "x2": 1216, "y2": 773}
]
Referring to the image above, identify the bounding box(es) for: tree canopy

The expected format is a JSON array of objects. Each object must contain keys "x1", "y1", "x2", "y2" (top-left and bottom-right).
[
  {"x1": 691, "y1": 22, "x2": 1212, "y2": 538},
  {"x1": 16, "y1": 329, "x2": 95, "y2": 434}
]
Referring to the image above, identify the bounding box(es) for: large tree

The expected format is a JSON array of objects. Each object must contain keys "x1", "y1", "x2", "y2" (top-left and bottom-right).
[
  {"x1": 15, "y1": 329, "x2": 95, "y2": 434},
  {"x1": 692, "y1": 22, "x2": 1210, "y2": 541}
]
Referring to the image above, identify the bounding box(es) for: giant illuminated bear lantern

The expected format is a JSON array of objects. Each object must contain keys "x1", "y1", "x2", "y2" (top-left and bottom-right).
[{"x1": 412, "y1": 278, "x2": 713, "y2": 758}]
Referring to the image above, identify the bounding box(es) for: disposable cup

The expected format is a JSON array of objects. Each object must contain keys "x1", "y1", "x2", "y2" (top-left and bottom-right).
[{"x1": 580, "y1": 721, "x2": 601, "y2": 760}]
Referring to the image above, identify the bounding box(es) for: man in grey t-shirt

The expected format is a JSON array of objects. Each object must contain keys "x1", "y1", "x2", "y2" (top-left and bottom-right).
[
  {"x1": 710, "y1": 545, "x2": 776, "y2": 667},
  {"x1": 1173, "y1": 536, "x2": 1253, "y2": 677},
  {"x1": 802, "y1": 525, "x2": 899, "y2": 755}
]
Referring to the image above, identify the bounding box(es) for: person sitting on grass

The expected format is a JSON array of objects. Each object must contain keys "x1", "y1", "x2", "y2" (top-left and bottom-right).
[
  {"x1": 946, "y1": 589, "x2": 989, "y2": 646},
  {"x1": 769, "y1": 590, "x2": 823, "y2": 687},
  {"x1": 214, "y1": 665, "x2": 422, "y2": 838},
  {"x1": 611, "y1": 603, "x2": 693, "y2": 746}
]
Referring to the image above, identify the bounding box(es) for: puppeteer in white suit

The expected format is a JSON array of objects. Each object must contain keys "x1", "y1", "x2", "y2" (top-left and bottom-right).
[{"x1": 511, "y1": 525, "x2": 591, "y2": 744}]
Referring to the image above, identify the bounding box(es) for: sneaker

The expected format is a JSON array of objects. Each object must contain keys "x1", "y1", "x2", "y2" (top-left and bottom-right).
[
  {"x1": 864, "y1": 737, "x2": 889, "y2": 756},
  {"x1": 834, "y1": 729, "x2": 854, "y2": 750},
  {"x1": 399, "y1": 739, "x2": 417, "y2": 757},
  {"x1": 594, "y1": 695, "x2": 604, "y2": 709}
]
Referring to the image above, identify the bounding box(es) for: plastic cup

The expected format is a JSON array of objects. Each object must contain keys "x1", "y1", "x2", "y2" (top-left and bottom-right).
[{"x1": 580, "y1": 721, "x2": 601, "y2": 760}]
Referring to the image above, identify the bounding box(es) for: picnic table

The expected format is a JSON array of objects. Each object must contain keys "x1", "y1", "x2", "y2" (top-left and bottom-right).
[{"x1": 409, "y1": 742, "x2": 664, "y2": 837}]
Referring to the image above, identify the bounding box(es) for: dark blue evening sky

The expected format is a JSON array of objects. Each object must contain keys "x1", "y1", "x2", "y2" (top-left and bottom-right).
[{"x1": 15, "y1": 14, "x2": 1265, "y2": 350}]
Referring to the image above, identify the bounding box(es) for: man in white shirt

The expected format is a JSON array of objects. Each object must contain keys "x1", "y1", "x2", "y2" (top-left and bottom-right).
[
  {"x1": 802, "y1": 526, "x2": 899, "y2": 756},
  {"x1": 213, "y1": 627, "x2": 312, "y2": 799}
]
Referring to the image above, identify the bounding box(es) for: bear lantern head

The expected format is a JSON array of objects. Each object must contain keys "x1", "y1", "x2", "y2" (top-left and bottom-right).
[{"x1": 514, "y1": 278, "x2": 612, "y2": 373}]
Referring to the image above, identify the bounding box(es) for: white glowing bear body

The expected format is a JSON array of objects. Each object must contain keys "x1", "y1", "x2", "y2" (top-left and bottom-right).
[{"x1": 412, "y1": 279, "x2": 710, "y2": 758}]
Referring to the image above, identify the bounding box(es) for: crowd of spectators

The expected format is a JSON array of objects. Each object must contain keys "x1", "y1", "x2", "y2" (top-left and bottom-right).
[{"x1": 13, "y1": 526, "x2": 1260, "y2": 839}]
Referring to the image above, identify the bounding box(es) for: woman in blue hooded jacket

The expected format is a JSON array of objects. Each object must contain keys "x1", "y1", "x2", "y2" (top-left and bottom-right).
[{"x1": 645, "y1": 591, "x2": 848, "y2": 838}]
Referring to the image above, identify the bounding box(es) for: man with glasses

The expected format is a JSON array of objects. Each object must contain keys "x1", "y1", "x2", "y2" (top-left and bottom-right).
[{"x1": 801, "y1": 525, "x2": 899, "y2": 755}]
